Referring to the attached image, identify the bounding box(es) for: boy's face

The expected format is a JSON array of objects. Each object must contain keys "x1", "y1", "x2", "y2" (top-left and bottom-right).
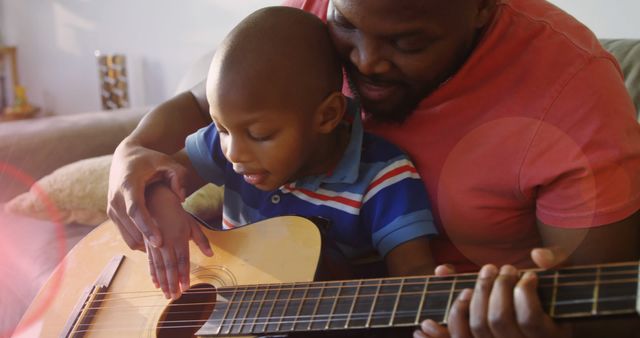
[{"x1": 210, "y1": 104, "x2": 320, "y2": 191}]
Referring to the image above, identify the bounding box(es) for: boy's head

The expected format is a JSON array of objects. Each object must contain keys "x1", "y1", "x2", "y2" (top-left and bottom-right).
[{"x1": 206, "y1": 6, "x2": 348, "y2": 191}]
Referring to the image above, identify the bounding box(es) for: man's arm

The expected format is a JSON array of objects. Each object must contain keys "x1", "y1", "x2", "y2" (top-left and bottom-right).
[
  {"x1": 417, "y1": 210, "x2": 640, "y2": 338},
  {"x1": 107, "y1": 80, "x2": 211, "y2": 250}
]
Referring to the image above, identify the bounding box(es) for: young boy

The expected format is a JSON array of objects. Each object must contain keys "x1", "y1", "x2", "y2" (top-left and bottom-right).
[{"x1": 143, "y1": 6, "x2": 437, "y2": 300}]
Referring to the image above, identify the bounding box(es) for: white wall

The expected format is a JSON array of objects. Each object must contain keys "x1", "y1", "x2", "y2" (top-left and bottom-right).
[
  {"x1": 0, "y1": 0, "x2": 638, "y2": 115},
  {"x1": 0, "y1": 0, "x2": 279, "y2": 115},
  {"x1": 548, "y1": 0, "x2": 640, "y2": 39}
]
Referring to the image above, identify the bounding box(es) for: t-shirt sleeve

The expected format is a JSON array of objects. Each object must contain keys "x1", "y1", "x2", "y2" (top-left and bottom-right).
[
  {"x1": 185, "y1": 124, "x2": 228, "y2": 186},
  {"x1": 363, "y1": 156, "x2": 438, "y2": 257},
  {"x1": 521, "y1": 57, "x2": 640, "y2": 228}
]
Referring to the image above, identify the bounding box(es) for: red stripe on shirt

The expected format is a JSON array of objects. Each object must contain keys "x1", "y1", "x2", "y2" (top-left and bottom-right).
[
  {"x1": 290, "y1": 187, "x2": 362, "y2": 209},
  {"x1": 366, "y1": 165, "x2": 418, "y2": 195}
]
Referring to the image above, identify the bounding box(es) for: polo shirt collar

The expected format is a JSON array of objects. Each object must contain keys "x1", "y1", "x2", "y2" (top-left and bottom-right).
[{"x1": 282, "y1": 98, "x2": 363, "y2": 191}]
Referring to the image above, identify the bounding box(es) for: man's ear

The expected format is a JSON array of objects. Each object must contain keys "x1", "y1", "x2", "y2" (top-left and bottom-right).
[
  {"x1": 314, "y1": 92, "x2": 347, "y2": 134},
  {"x1": 474, "y1": 0, "x2": 497, "y2": 29}
]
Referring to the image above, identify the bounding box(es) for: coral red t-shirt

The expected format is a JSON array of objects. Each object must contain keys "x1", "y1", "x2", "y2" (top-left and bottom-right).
[{"x1": 284, "y1": 0, "x2": 640, "y2": 271}]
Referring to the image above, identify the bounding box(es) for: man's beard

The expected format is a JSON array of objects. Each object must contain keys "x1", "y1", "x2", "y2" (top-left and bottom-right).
[{"x1": 346, "y1": 72, "x2": 421, "y2": 125}]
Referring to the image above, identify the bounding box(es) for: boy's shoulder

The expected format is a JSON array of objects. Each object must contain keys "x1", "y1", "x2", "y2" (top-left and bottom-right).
[{"x1": 359, "y1": 131, "x2": 412, "y2": 164}]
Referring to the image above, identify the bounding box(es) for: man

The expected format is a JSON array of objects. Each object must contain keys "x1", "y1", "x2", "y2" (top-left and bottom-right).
[{"x1": 107, "y1": 0, "x2": 640, "y2": 337}]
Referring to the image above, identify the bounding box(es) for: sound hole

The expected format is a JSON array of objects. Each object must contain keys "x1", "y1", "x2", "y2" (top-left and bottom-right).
[{"x1": 156, "y1": 283, "x2": 216, "y2": 338}]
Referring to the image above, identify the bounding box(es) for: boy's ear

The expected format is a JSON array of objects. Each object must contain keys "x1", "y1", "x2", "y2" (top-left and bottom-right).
[
  {"x1": 314, "y1": 92, "x2": 346, "y2": 134},
  {"x1": 473, "y1": 0, "x2": 497, "y2": 29}
]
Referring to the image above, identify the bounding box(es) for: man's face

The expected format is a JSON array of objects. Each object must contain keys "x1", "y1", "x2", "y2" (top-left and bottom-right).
[{"x1": 328, "y1": 0, "x2": 490, "y2": 123}]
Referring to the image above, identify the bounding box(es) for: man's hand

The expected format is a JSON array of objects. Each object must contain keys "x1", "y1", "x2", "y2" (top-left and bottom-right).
[
  {"x1": 414, "y1": 248, "x2": 572, "y2": 338},
  {"x1": 107, "y1": 140, "x2": 188, "y2": 251},
  {"x1": 145, "y1": 183, "x2": 213, "y2": 299}
]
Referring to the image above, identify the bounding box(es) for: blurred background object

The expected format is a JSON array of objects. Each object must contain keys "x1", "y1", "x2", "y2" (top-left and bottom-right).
[{"x1": 95, "y1": 51, "x2": 129, "y2": 110}]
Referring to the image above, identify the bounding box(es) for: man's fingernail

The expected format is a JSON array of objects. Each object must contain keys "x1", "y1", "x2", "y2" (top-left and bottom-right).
[
  {"x1": 500, "y1": 265, "x2": 517, "y2": 276},
  {"x1": 149, "y1": 235, "x2": 160, "y2": 247},
  {"x1": 458, "y1": 288, "x2": 472, "y2": 301}
]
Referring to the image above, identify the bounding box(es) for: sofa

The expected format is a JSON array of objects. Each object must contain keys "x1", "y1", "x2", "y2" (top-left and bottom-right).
[{"x1": 1, "y1": 40, "x2": 639, "y2": 337}]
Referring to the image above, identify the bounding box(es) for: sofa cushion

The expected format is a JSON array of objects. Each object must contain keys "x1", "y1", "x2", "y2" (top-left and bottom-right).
[
  {"x1": 4, "y1": 155, "x2": 224, "y2": 226},
  {"x1": 600, "y1": 39, "x2": 640, "y2": 119}
]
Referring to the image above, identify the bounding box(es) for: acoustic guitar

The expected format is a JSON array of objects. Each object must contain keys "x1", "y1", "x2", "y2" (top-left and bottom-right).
[{"x1": 15, "y1": 216, "x2": 640, "y2": 337}]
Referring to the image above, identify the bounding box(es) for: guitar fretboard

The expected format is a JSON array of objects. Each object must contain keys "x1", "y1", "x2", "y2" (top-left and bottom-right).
[{"x1": 197, "y1": 261, "x2": 640, "y2": 336}]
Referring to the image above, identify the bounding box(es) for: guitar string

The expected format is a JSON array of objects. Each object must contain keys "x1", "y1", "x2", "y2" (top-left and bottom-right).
[
  {"x1": 76, "y1": 288, "x2": 639, "y2": 325},
  {"x1": 90, "y1": 266, "x2": 640, "y2": 298},
  {"x1": 82, "y1": 275, "x2": 640, "y2": 312},
  {"x1": 70, "y1": 294, "x2": 639, "y2": 334}
]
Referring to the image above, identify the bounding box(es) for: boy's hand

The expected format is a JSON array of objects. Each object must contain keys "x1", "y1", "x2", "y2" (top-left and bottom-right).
[
  {"x1": 107, "y1": 140, "x2": 188, "y2": 251},
  {"x1": 144, "y1": 183, "x2": 213, "y2": 300},
  {"x1": 414, "y1": 248, "x2": 572, "y2": 338}
]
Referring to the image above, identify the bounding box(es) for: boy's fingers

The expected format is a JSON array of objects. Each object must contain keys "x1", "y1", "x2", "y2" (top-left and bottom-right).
[
  {"x1": 145, "y1": 242, "x2": 159, "y2": 288},
  {"x1": 191, "y1": 223, "x2": 213, "y2": 257},
  {"x1": 149, "y1": 246, "x2": 170, "y2": 299},
  {"x1": 435, "y1": 264, "x2": 456, "y2": 276},
  {"x1": 160, "y1": 248, "x2": 181, "y2": 300},
  {"x1": 175, "y1": 244, "x2": 191, "y2": 292}
]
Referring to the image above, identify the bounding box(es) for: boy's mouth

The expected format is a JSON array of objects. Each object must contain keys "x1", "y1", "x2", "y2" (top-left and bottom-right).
[{"x1": 242, "y1": 173, "x2": 268, "y2": 186}]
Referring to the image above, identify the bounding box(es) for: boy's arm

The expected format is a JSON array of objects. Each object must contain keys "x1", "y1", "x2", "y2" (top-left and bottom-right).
[{"x1": 385, "y1": 236, "x2": 435, "y2": 276}]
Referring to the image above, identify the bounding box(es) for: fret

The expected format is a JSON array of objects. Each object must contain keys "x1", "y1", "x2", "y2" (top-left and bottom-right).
[
  {"x1": 370, "y1": 278, "x2": 402, "y2": 327},
  {"x1": 365, "y1": 279, "x2": 383, "y2": 328},
  {"x1": 275, "y1": 283, "x2": 296, "y2": 332},
  {"x1": 549, "y1": 270, "x2": 559, "y2": 316},
  {"x1": 329, "y1": 280, "x2": 359, "y2": 329},
  {"x1": 293, "y1": 282, "x2": 315, "y2": 331},
  {"x1": 208, "y1": 289, "x2": 234, "y2": 335},
  {"x1": 306, "y1": 281, "x2": 326, "y2": 331},
  {"x1": 414, "y1": 276, "x2": 430, "y2": 325},
  {"x1": 310, "y1": 281, "x2": 340, "y2": 331},
  {"x1": 219, "y1": 286, "x2": 247, "y2": 335},
  {"x1": 293, "y1": 283, "x2": 311, "y2": 331},
  {"x1": 591, "y1": 266, "x2": 601, "y2": 315},
  {"x1": 344, "y1": 280, "x2": 362, "y2": 328},
  {"x1": 266, "y1": 283, "x2": 293, "y2": 333},
  {"x1": 636, "y1": 261, "x2": 640, "y2": 315},
  {"x1": 388, "y1": 278, "x2": 404, "y2": 327},
  {"x1": 281, "y1": 283, "x2": 306, "y2": 332},
  {"x1": 597, "y1": 263, "x2": 638, "y2": 315},
  {"x1": 247, "y1": 285, "x2": 270, "y2": 334},
  {"x1": 348, "y1": 279, "x2": 380, "y2": 328},
  {"x1": 324, "y1": 281, "x2": 343, "y2": 330},
  {"x1": 442, "y1": 276, "x2": 458, "y2": 324},
  {"x1": 553, "y1": 267, "x2": 598, "y2": 317},
  {"x1": 253, "y1": 284, "x2": 279, "y2": 334},
  {"x1": 421, "y1": 275, "x2": 455, "y2": 323},
  {"x1": 232, "y1": 285, "x2": 259, "y2": 335}
]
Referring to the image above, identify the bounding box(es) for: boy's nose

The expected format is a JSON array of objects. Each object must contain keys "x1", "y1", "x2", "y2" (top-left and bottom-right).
[{"x1": 223, "y1": 137, "x2": 250, "y2": 164}]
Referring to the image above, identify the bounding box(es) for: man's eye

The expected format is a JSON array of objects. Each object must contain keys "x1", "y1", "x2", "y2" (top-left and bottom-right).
[{"x1": 393, "y1": 39, "x2": 428, "y2": 53}]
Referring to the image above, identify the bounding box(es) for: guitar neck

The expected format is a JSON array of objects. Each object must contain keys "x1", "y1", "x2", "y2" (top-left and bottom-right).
[{"x1": 199, "y1": 261, "x2": 640, "y2": 336}]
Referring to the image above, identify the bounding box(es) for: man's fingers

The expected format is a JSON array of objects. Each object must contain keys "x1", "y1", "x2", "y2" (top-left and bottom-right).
[
  {"x1": 487, "y1": 265, "x2": 525, "y2": 338},
  {"x1": 469, "y1": 264, "x2": 497, "y2": 338},
  {"x1": 164, "y1": 165, "x2": 188, "y2": 202},
  {"x1": 435, "y1": 264, "x2": 456, "y2": 276},
  {"x1": 530, "y1": 247, "x2": 568, "y2": 270},
  {"x1": 124, "y1": 188, "x2": 162, "y2": 247},
  {"x1": 145, "y1": 242, "x2": 159, "y2": 288},
  {"x1": 418, "y1": 319, "x2": 450, "y2": 338},
  {"x1": 448, "y1": 289, "x2": 473, "y2": 338},
  {"x1": 514, "y1": 272, "x2": 572, "y2": 338},
  {"x1": 108, "y1": 204, "x2": 145, "y2": 251}
]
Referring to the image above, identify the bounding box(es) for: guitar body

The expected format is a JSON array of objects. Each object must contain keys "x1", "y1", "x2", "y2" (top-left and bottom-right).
[{"x1": 15, "y1": 216, "x2": 322, "y2": 338}]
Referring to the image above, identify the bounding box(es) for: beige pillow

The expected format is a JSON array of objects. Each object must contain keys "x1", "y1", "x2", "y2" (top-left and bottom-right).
[{"x1": 4, "y1": 155, "x2": 224, "y2": 226}]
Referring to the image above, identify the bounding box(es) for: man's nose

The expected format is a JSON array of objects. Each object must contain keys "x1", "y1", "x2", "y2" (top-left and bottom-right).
[{"x1": 350, "y1": 34, "x2": 391, "y2": 75}]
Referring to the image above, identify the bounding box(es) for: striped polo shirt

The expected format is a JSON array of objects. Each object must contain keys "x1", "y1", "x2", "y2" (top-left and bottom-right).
[{"x1": 186, "y1": 101, "x2": 436, "y2": 259}]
